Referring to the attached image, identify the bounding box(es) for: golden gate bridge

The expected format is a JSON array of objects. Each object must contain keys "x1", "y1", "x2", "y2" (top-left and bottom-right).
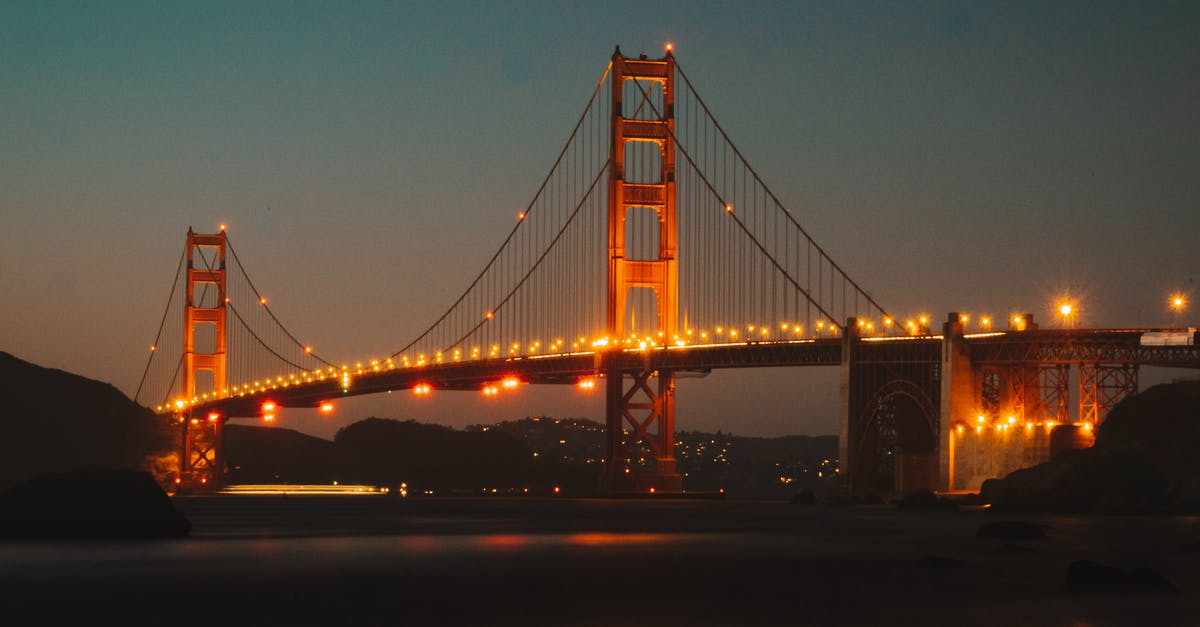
[{"x1": 134, "y1": 47, "x2": 1200, "y2": 495}]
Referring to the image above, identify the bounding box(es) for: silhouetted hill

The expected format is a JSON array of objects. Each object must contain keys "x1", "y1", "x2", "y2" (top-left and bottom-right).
[
  {"x1": 332, "y1": 417, "x2": 551, "y2": 492},
  {"x1": 0, "y1": 351, "x2": 174, "y2": 490},
  {"x1": 224, "y1": 424, "x2": 333, "y2": 484},
  {"x1": 470, "y1": 417, "x2": 840, "y2": 496}
]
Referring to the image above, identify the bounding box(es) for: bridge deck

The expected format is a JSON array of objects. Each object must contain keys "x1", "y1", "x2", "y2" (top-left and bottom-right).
[{"x1": 180, "y1": 329, "x2": 1198, "y2": 419}]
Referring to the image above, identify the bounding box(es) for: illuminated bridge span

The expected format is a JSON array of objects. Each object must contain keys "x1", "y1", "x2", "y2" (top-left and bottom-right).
[{"x1": 136, "y1": 47, "x2": 1200, "y2": 494}]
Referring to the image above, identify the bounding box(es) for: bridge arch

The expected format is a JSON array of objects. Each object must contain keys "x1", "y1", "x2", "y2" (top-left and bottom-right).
[{"x1": 852, "y1": 379, "x2": 939, "y2": 496}]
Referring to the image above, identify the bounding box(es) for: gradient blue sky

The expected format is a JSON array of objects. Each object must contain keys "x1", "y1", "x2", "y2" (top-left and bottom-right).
[{"x1": 2, "y1": 1, "x2": 1197, "y2": 439}]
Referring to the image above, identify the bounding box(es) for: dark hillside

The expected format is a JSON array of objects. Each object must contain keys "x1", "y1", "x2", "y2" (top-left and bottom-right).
[
  {"x1": 0, "y1": 351, "x2": 174, "y2": 490},
  {"x1": 224, "y1": 424, "x2": 333, "y2": 484}
]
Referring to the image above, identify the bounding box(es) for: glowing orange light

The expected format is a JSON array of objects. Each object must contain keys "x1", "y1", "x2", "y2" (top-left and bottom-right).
[
  {"x1": 502, "y1": 376, "x2": 520, "y2": 389},
  {"x1": 149, "y1": 345, "x2": 156, "y2": 351},
  {"x1": 725, "y1": 203, "x2": 733, "y2": 213},
  {"x1": 219, "y1": 223, "x2": 226, "y2": 231},
  {"x1": 319, "y1": 402, "x2": 334, "y2": 414},
  {"x1": 259, "y1": 297, "x2": 268, "y2": 305},
  {"x1": 263, "y1": 414, "x2": 275, "y2": 422},
  {"x1": 1059, "y1": 303, "x2": 1072, "y2": 317},
  {"x1": 649, "y1": 487, "x2": 656, "y2": 494},
  {"x1": 577, "y1": 378, "x2": 597, "y2": 391},
  {"x1": 517, "y1": 212, "x2": 525, "y2": 220},
  {"x1": 305, "y1": 346, "x2": 313, "y2": 353},
  {"x1": 207, "y1": 412, "x2": 220, "y2": 422},
  {"x1": 261, "y1": 401, "x2": 277, "y2": 413},
  {"x1": 485, "y1": 311, "x2": 494, "y2": 320},
  {"x1": 664, "y1": 41, "x2": 673, "y2": 52},
  {"x1": 175, "y1": 477, "x2": 182, "y2": 485},
  {"x1": 553, "y1": 486, "x2": 561, "y2": 494}
]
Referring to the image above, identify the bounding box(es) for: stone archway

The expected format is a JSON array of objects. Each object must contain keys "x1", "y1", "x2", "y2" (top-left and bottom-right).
[{"x1": 852, "y1": 379, "x2": 939, "y2": 495}]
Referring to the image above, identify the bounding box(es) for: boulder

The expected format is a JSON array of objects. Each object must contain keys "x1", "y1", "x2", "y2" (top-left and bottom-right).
[
  {"x1": 790, "y1": 489, "x2": 816, "y2": 505},
  {"x1": 976, "y1": 520, "x2": 1046, "y2": 540},
  {"x1": 0, "y1": 467, "x2": 191, "y2": 539},
  {"x1": 979, "y1": 450, "x2": 1169, "y2": 514},
  {"x1": 896, "y1": 488, "x2": 958, "y2": 510},
  {"x1": 1064, "y1": 560, "x2": 1178, "y2": 594}
]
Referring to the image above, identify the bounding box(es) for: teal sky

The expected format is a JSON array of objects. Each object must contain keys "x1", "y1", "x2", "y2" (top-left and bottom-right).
[{"x1": 2, "y1": 1, "x2": 1197, "y2": 439}]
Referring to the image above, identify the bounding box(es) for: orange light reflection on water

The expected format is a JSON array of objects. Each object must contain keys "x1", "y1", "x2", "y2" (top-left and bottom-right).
[{"x1": 567, "y1": 533, "x2": 668, "y2": 546}]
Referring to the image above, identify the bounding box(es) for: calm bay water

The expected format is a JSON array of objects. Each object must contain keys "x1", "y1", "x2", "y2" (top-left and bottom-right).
[{"x1": 2, "y1": 496, "x2": 1198, "y2": 625}]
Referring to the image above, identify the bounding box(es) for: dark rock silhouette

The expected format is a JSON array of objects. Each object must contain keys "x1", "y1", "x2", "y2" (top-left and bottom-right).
[
  {"x1": 996, "y1": 543, "x2": 1039, "y2": 554},
  {"x1": 1064, "y1": 560, "x2": 1178, "y2": 594},
  {"x1": 0, "y1": 467, "x2": 190, "y2": 539},
  {"x1": 980, "y1": 380, "x2": 1200, "y2": 514},
  {"x1": 976, "y1": 520, "x2": 1047, "y2": 540},
  {"x1": 897, "y1": 488, "x2": 958, "y2": 510},
  {"x1": 912, "y1": 556, "x2": 967, "y2": 570},
  {"x1": 790, "y1": 489, "x2": 816, "y2": 505}
]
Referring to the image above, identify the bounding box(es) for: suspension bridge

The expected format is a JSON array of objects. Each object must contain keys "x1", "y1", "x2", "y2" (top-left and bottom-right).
[{"x1": 136, "y1": 48, "x2": 1200, "y2": 495}]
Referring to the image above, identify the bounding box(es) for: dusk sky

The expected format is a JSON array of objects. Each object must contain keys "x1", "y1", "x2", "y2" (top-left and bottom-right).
[{"x1": 2, "y1": 1, "x2": 1197, "y2": 440}]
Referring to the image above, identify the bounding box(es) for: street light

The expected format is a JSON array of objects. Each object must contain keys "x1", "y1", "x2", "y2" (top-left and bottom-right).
[
  {"x1": 1058, "y1": 302, "x2": 1074, "y2": 329},
  {"x1": 1169, "y1": 293, "x2": 1187, "y2": 328}
]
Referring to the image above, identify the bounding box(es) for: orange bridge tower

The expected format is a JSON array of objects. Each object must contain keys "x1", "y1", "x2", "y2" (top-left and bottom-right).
[
  {"x1": 603, "y1": 47, "x2": 681, "y2": 492},
  {"x1": 178, "y1": 228, "x2": 228, "y2": 491}
]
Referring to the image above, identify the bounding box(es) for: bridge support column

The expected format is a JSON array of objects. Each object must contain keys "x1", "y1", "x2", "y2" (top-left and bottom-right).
[
  {"x1": 603, "y1": 365, "x2": 680, "y2": 493},
  {"x1": 838, "y1": 318, "x2": 861, "y2": 494},
  {"x1": 1079, "y1": 363, "x2": 1138, "y2": 425},
  {"x1": 998, "y1": 365, "x2": 1041, "y2": 422},
  {"x1": 939, "y1": 313, "x2": 978, "y2": 491}
]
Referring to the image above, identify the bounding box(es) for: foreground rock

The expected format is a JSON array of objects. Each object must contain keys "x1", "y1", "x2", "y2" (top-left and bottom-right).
[
  {"x1": 976, "y1": 520, "x2": 1046, "y2": 540},
  {"x1": 1065, "y1": 560, "x2": 1178, "y2": 594},
  {"x1": 896, "y1": 489, "x2": 958, "y2": 510},
  {"x1": 0, "y1": 467, "x2": 190, "y2": 539},
  {"x1": 980, "y1": 381, "x2": 1200, "y2": 514},
  {"x1": 980, "y1": 451, "x2": 1169, "y2": 514}
]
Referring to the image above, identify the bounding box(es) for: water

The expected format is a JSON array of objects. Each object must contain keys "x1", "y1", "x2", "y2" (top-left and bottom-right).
[{"x1": 2, "y1": 496, "x2": 1198, "y2": 625}]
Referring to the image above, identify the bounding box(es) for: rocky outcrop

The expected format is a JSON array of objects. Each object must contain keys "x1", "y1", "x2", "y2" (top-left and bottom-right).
[
  {"x1": 980, "y1": 450, "x2": 1169, "y2": 514},
  {"x1": 896, "y1": 488, "x2": 958, "y2": 510},
  {"x1": 0, "y1": 467, "x2": 190, "y2": 539},
  {"x1": 980, "y1": 381, "x2": 1200, "y2": 514}
]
